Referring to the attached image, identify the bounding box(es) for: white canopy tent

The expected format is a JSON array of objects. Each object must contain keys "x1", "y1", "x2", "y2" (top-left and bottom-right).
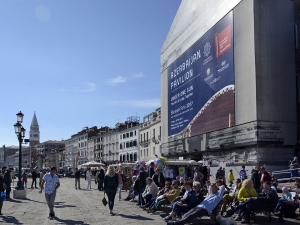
[{"x1": 79, "y1": 161, "x2": 105, "y2": 168}]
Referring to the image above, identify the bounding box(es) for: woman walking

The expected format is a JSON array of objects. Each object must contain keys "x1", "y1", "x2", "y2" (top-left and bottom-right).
[
  {"x1": 22, "y1": 171, "x2": 28, "y2": 188},
  {"x1": 104, "y1": 165, "x2": 118, "y2": 215},
  {"x1": 117, "y1": 170, "x2": 126, "y2": 200}
]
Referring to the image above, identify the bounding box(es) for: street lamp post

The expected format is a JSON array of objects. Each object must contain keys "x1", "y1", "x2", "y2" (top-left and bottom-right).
[{"x1": 13, "y1": 111, "x2": 29, "y2": 190}]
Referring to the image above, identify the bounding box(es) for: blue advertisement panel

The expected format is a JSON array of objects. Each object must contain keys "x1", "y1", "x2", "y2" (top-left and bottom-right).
[{"x1": 168, "y1": 11, "x2": 235, "y2": 137}]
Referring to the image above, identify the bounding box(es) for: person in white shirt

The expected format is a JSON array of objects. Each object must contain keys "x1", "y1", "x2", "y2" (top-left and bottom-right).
[
  {"x1": 86, "y1": 168, "x2": 92, "y2": 189},
  {"x1": 39, "y1": 167, "x2": 60, "y2": 219},
  {"x1": 141, "y1": 178, "x2": 159, "y2": 206}
]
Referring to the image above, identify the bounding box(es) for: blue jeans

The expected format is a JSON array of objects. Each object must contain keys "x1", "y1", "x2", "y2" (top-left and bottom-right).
[
  {"x1": 290, "y1": 169, "x2": 299, "y2": 179},
  {"x1": 106, "y1": 189, "x2": 116, "y2": 211},
  {"x1": 172, "y1": 201, "x2": 192, "y2": 218},
  {"x1": 274, "y1": 199, "x2": 288, "y2": 212},
  {"x1": 118, "y1": 184, "x2": 123, "y2": 199},
  {"x1": 137, "y1": 186, "x2": 146, "y2": 205}
]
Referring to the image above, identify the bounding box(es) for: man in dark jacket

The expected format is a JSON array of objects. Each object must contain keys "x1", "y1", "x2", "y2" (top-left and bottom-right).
[
  {"x1": 233, "y1": 181, "x2": 278, "y2": 223},
  {"x1": 31, "y1": 169, "x2": 38, "y2": 188},
  {"x1": 75, "y1": 168, "x2": 81, "y2": 189},
  {"x1": 163, "y1": 181, "x2": 198, "y2": 221},
  {"x1": 98, "y1": 169, "x2": 105, "y2": 191},
  {"x1": 251, "y1": 165, "x2": 261, "y2": 191},
  {"x1": 152, "y1": 170, "x2": 165, "y2": 188},
  {"x1": 3, "y1": 168, "x2": 13, "y2": 199},
  {"x1": 148, "y1": 162, "x2": 155, "y2": 178},
  {"x1": 137, "y1": 167, "x2": 148, "y2": 206}
]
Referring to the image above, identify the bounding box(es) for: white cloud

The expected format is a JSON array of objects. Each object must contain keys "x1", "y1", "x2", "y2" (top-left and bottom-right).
[
  {"x1": 108, "y1": 72, "x2": 145, "y2": 86},
  {"x1": 108, "y1": 76, "x2": 127, "y2": 86},
  {"x1": 61, "y1": 83, "x2": 97, "y2": 93},
  {"x1": 132, "y1": 73, "x2": 145, "y2": 78},
  {"x1": 112, "y1": 98, "x2": 160, "y2": 109}
]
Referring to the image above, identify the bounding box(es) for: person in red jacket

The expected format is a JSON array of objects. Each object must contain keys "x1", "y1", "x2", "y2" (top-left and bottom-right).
[{"x1": 260, "y1": 167, "x2": 271, "y2": 185}]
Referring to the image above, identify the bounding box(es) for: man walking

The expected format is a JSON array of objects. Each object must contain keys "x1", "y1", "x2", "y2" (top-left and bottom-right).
[
  {"x1": 86, "y1": 168, "x2": 92, "y2": 189},
  {"x1": 39, "y1": 167, "x2": 60, "y2": 219},
  {"x1": 31, "y1": 169, "x2": 38, "y2": 188},
  {"x1": 74, "y1": 168, "x2": 81, "y2": 189},
  {"x1": 3, "y1": 168, "x2": 13, "y2": 200}
]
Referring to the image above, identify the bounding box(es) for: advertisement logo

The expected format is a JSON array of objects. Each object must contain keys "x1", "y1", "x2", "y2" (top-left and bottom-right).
[
  {"x1": 203, "y1": 42, "x2": 211, "y2": 57},
  {"x1": 206, "y1": 68, "x2": 211, "y2": 76}
]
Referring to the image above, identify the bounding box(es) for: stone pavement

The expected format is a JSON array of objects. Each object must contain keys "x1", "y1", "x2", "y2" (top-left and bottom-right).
[{"x1": 0, "y1": 178, "x2": 299, "y2": 225}]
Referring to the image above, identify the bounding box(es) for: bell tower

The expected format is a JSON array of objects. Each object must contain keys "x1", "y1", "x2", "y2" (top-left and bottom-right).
[{"x1": 29, "y1": 112, "x2": 40, "y2": 147}]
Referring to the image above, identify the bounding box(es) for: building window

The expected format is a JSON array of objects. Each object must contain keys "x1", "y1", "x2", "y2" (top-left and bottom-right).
[
  {"x1": 123, "y1": 134, "x2": 126, "y2": 139},
  {"x1": 130, "y1": 132, "x2": 133, "y2": 137},
  {"x1": 141, "y1": 150, "x2": 142, "y2": 157},
  {"x1": 153, "y1": 129, "x2": 155, "y2": 138},
  {"x1": 126, "y1": 133, "x2": 129, "y2": 138},
  {"x1": 135, "y1": 130, "x2": 136, "y2": 136},
  {"x1": 160, "y1": 126, "x2": 161, "y2": 136},
  {"x1": 130, "y1": 141, "x2": 133, "y2": 147},
  {"x1": 153, "y1": 147, "x2": 155, "y2": 155},
  {"x1": 143, "y1": 133, "x2": 145, "y2": 141},
  {"x1": 120, "y1": 144, "x2": 122, "y2": 149},
  {"x1": 146, "y1": 132, "x2": 148, "y2": 141},
  {"x1": 144, "y1": 149, "x2": 145, "y2": 157},
  {"x1": 141, "y1": 134, "x2": 142, "y2": 141},
  {"x1": 133, "y1": 140, "x2": 137, "y2": 147},
  {"x1": 147, "y1": 149, "x2": 148, "y2": 156}
]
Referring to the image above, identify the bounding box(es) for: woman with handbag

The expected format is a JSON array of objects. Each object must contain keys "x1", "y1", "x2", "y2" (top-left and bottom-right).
[{"x1": 104, "y1": 165, "x2": 118, "y2": 215}]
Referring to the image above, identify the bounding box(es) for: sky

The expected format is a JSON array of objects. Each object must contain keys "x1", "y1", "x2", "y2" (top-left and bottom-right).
[{"x1": 0, "y1": 0, "x2": 182, "y2": 146}]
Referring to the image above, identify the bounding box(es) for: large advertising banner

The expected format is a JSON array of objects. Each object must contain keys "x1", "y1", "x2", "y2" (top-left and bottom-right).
[{"x1": 168, "y1": 11, "x2": 235, "y2": 137}]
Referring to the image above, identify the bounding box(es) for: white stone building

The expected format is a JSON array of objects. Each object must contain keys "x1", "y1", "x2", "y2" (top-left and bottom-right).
[
  {"x1": 139, "y1": 108, "x2": 161, "y2": 162},
  {"x1": 119, "y1": 118, "x2": 140, "y2": 162},
  {"x1": 102, "y1": 127, "x2": 119, "y2": 163}
]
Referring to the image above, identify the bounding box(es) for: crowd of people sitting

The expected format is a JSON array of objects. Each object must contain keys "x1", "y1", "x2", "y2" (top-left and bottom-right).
[{"x1": 118, "y1": 163, "x2": 300, "y2": 224}]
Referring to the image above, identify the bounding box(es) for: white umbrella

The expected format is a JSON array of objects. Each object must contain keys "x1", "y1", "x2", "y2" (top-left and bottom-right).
[
  {"x1": 145, "y1": 159, "x2": 154, "y2": 166},
  {"x1": 79, "y1": 161, "x2": 105, "y2": 167}
]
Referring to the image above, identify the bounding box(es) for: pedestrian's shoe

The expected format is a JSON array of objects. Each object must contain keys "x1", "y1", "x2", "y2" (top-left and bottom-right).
[
  {"x1": 129, "y1": 199, "x2": 135, "y2": 202},
  {"x1": 163, "y1": 215, "x2": 173, "y2": 221},
  {"x1": 234, "y1": 216, "x2": 242, "y2": 221},
  {"x1": 160, "y1": 213, "x2": 169, "y2": 218}
]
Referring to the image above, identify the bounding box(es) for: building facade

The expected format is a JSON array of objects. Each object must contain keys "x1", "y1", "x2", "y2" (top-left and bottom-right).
[
  {"x1": 160, "y1": 0, "x2": 299, "y2": 175},
  {"x1": 139, "y1": 108, "x2": 161, "y2": 161},
  {"x1": 119, "y1": 117, "x2": 140, "y2": 163},
  {"x1": 102, "y1": 127, "x2": 119, "y2": 163},
  {"x1": 35, "y1": 140, "x2": 65, "y2": 169},
  {"x1": 64, "y1": 126, "x2": 101, "y2": 168}
]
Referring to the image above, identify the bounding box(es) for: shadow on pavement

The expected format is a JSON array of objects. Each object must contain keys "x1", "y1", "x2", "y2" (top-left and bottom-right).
[
  {"x1": 54, "y1": 217, "x2": 89, "y2": 225},
  {"x1": 117, "y1": 213, "x2": 154, "y2": 221},
  {"x1": 55, "y1": 204, "x2": 76, "y2": 208},
  {"x1": 0, "y1": 216, "x2": 23, "y2": 224},
  {"x1": 8, "y1": 199, "x2": 25, "y2": 204},
  {"x1": 25, "y1": 199, "x2": 45, "y2": 204}
]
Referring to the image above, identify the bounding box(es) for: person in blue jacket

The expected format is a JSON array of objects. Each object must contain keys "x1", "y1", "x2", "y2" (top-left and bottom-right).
[
  {"x1": 167, "y1": 182, "x2": 225, "y2": 225},
  {"x1": 163, "y1": 180, "x2": 198, "y2": 221}
]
